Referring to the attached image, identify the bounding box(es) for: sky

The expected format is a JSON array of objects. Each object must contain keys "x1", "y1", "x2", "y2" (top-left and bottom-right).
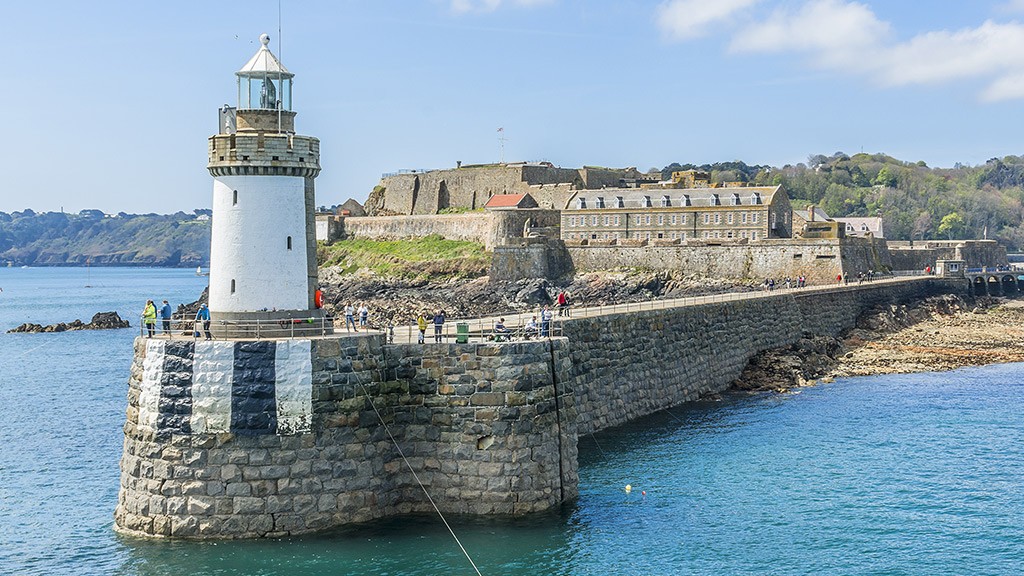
[{"x1": 4, "y1": 0, "x2": 1024, "y2": 214}]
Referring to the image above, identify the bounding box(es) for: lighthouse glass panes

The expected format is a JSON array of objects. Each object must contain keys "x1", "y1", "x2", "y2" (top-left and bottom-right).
[{"x1": 238, "y1": 76, "x2": 292, "y2": 110}]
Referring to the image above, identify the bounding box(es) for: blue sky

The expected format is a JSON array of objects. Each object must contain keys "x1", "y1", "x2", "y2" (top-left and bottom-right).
[{"x1": 4, "y1": 0, "x2": 1024, "y2": 214}]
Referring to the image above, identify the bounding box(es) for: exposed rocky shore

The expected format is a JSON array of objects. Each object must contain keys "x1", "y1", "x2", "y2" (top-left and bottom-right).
[
  {"x1": 7, "y1": 311, "x2": 130, "y2": 333},
  {"x1": 731, "y1": 294, "x2": 1024, "y2": 393},
  {"x1": 317, "y1": 267, "x2": 757, "y2": 325}
]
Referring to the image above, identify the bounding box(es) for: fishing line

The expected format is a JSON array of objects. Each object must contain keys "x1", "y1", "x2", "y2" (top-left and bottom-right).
[{"x1": 357, "y1": 381, "x2": 484, "y2": 576}]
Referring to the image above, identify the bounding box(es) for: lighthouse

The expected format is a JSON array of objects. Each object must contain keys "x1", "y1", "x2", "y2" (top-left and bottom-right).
[{"x1": 206, "y1": 34, "x2": 323, "y2": 336}]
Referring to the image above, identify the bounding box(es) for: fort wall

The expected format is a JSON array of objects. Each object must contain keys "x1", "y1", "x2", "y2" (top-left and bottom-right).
[
  {"x1": 888, "y1": 240, "x2": 1008, "y2": 271},
  {"x1": 566, "y1": 238, "x2": 891, "y2": 284}
]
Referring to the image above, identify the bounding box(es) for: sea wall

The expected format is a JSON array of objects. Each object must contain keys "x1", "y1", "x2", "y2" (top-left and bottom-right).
[
  {"x1": 115, "y1": 337, "x2": 577, "y2": 538},
  {"x1": 116, "y1": 278, "x2": 967, "y2": 539},
  {"x1": 563, "y1": 278, "x2": 964, "y2": 434}
]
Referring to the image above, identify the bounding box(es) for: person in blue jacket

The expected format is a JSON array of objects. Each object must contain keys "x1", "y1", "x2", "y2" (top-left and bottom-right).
[
  {"x1": 195, "y1": 303, "x2": 212, "y2": 340},
  {"x1": 433, "y1": 310, "x2": 445, "y2": 343},
  {"x1": 159, "y1": 300, "x2": 173, "y2": 334}
]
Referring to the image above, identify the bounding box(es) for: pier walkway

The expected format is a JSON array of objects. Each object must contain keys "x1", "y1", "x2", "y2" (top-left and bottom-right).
[{"x1": 144, "y1": 275, "x2": 964, "y2": 344}]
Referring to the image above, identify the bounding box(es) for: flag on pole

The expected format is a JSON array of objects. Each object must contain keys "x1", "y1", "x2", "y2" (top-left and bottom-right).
[{"x1": 497, "y1": 127, "x2": 504, "y2": 132}]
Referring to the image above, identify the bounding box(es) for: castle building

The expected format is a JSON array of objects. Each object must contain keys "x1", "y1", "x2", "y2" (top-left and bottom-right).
[
  {"x1": 561, "y1": 185, "x2": 792, "y2": 242},
  {"x1": 206, "y1": 34, "x2": 323, "y2": 333}
]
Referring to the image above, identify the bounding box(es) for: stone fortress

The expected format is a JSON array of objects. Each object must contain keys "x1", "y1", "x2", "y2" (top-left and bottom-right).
[{"x1": 323, "y1": 164, "x2": 1008, "y2": 284}]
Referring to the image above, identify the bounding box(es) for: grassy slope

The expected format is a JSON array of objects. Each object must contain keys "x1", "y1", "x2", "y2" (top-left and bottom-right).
[{"x1": 318, "y1": 235, "x2": 490, "y2": 281}]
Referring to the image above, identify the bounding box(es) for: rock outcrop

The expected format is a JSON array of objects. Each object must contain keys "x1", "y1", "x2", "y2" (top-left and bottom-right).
[{"x1": 7, "y1": 311, "x2": 130, "y2": 333}]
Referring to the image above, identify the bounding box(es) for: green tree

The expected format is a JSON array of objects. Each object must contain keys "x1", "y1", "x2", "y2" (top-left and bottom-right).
[{"x1": 937, "y1": 212, "x2": 966, "y2": 240}]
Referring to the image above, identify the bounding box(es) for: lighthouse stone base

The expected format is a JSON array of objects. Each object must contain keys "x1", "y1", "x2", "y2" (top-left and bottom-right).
[{"x1": 114, "y1": 334, "x2": 577, "y2": 539}]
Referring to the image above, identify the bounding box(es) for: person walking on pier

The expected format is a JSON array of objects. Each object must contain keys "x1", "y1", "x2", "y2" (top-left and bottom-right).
[
  {"x1": 344, "y1": 303, "x2": 356, "y2": 332},
  {"x1": 433, "y1": 310, "x2": 446, "y2": 343},
  {"x1": 417, "y1": 312, "x2": 427, "y2": 344},
  {"x1": 195, "y1": 303, "x2": 212, "y2": 340},
  {"x1": 541, "y1": 306, "x2": 553, "y2": 337},
  {"x1": 142, "y1": 300, "x2": 157, "y2": 337},
  {"x1": 159, "y1": 300, "x2": 173, "y2": 334},
  {"x1": 358, "y1": 303, "x2": 369, "y2": 330}
]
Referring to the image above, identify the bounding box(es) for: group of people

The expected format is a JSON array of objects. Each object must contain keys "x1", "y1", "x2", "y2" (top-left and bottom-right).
[
  {"x1": 492, "y1": 305, "x2": 555, "y2": 342},
  {"x1": 762, "y1": 276, "x2": 807, "y2": 291},
  {"x1": 141, "y1": 299, "x2": 211, "y2": 339},
  {"x1": 415, "y1": 310, "x2": 447, "y2": 343},
  {"x1": 342, "y1": 303, "x2": 370, "y2": 332}
]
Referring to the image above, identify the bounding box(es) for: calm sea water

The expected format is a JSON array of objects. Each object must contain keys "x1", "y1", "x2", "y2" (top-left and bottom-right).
[{"x1": 1, "y1": 267, "x2": 1023, "y2": 575}]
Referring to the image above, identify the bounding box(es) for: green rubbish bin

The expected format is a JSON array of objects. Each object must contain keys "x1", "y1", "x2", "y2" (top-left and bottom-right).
[{"x1": 456, "y1": 322, "x2": 470, "y2": 344}]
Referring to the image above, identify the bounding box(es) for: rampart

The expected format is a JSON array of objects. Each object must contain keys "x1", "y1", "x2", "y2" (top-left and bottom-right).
[
  {"x1": 566, "y1": 237, "x2": 892, "y2": 284},
  {"x1": 332, "y1": 210, "x2": 560, "y2": 250},
  {"x1": 888, "y1": 240, "x2": 1008, "y2": 271},
  {"x1": 115, "y1": 278, "x2": 966, "y2": 539}
]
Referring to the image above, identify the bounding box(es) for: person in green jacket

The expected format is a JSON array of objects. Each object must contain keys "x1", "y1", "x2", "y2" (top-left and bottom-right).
[
  {"x1": 142, "y1": 299, "x2": 157, "y2": 337},
  {"x1": 416, "y1": 313, "x2": 427, "y2": 344}
]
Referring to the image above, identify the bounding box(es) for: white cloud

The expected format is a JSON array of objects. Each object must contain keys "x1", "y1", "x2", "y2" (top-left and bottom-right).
[
  {"x1": 656, "y1": 0, "x2": 762, "y2": 41},
  {"x1": 723, "y1": 0, "x2": 1024, "y2": 102},
  {"x1": 450, "y1": 0, "x2": 554, "y2": 14},
  {"x1": 730, "y1": 0, "x2": 889, "y2": 70},
  {"x1": 997, "y1": 0, "x2": 1024, "y2": 14}
]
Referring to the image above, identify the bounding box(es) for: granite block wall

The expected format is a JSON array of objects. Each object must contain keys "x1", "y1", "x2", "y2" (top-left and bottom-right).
[
  {"x1": 563, "y1": 278, "x2": 964, "y2": 435},
  {"x1": 116, "y1": 278, "x2": 965, "y2": 539},
  {"x1": 116, "y1": 336, "x2": 576, "y2": 539}
]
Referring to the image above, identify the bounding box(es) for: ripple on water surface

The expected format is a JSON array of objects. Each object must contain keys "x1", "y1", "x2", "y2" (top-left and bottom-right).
[{"x1": 1, "y1": 268, "x2": 1024, "y2": 575}]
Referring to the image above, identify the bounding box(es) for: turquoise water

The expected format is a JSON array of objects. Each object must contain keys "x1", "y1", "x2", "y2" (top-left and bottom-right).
[{"x1": 1, "y1": 267, "x2": 1023, "y2": 575}]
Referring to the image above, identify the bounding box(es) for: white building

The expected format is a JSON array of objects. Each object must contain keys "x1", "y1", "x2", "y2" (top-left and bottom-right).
[{"x1": 206, "y1": 34, "x2": 324, "y2": 334}]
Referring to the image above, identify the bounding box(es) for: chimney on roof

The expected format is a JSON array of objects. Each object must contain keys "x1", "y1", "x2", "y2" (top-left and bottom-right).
[{"x1": 808, "y1": 205, "x2": 815, "y2": 222}]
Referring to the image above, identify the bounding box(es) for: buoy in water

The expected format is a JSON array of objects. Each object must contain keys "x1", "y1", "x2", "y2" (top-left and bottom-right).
[
  {"x1": 624, "y1": 484, "x2": 632, "y2": 493},
  {"x1": 641, "y1": 491, "x2": 646, "y2": 496}
]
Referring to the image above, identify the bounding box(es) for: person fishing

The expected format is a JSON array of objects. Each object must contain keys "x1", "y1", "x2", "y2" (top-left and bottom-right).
[{"x1": 142, "y1": 300, "x2": 157, "y2": 337}]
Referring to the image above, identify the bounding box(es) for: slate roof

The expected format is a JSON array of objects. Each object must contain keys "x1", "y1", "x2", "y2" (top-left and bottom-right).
[{"x1": 564, "y1": 185, "x2": 782, "y2": 210}]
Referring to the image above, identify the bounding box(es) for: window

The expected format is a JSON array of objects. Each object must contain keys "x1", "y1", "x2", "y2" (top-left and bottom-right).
[
  {"x1": 681, "y1": 232, "x2": 687, "y2": 240},
  {"x1": 569, "y1": 216, "x2": 575, "y2": 227},
  {"x1": 753, "y1": 193, "x2": 762, "y2": 204},
  {"x1": 680, "y1": 214, "x2": 687, "y2": 225},
  {"x1": 643, "y1": 196, "x2": 652, "y2": 208},
  {"x1": 616, "y1": 196, "x2": 625, "y2": 208},
  {"x1": 712, "y1": 194, "x2": 721, "y2": 206},
  {"x1": 603, "y1": 215, "x2": 610, "y2": 226},
  {"x1": 230, "y1": 279, "x2": 236, "y2": 294},
  {"x1": 591, "y1": 216, "x2": 598, "y2": 226},
  {"x1": 741, "y1": 212, "x2": 747, "y2": 223},
  {"x1": 232, "y1": 190, "x2": 238, "y2": 205},
  {"x1": 596, "y1": 197, "x2": 605, "y2": 209},
  {"x1": 614, "y1": 215, "x2": 620, "y2": 226},
  {"x1": 751, "y1": 231, "x2": 758, "y2": 240},
  {"x1": 727, "y1": 231, "x2": 733, "y2": 239},
  {"x1": 714, "y1": 214, "x2": 721, "y2": 224},
  {"x1": 287, "y1": 236, "x2": 292, "y2": 250},
  {"x1": 703, "y1": 214, "x2": 710, "y2": 224},
  {"x1": 635, "y1": 216, "x2": 642, "y2": 225},
  {"x1": 578, "y1": 198, "x2": 587, "y2": 209},
  {"x1": 752, "y1": 212, "x2": 759, "y2": 223},
  {"x1": 732, "y1": 193, "x2": 741, "y2": 205},
  {"x1": 662, "y1": 195, "x2": 671, "y2": 207},
  {"x1": 671, "y1": 215, "x2": 677, "y2": 225},
  {"x1": 683, "y1": 194, "x2": 691, "y2": 206},
  {"x1": 646, "y1": 215, "x2": 651, "y2": 224}
]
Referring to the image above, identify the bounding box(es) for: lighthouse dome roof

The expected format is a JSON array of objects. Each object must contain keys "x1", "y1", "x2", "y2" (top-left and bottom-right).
[{"x1": 237, "y1": 33, "x2": 293, "y2": 78}]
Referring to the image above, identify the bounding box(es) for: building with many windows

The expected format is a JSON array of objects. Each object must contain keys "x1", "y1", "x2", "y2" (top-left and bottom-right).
[{"x1": 561, "y1": 185, "x2": 792, "y2": 242}]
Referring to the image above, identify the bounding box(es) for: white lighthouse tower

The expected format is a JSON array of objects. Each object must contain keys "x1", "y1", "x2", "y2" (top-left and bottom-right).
[{"x1": 206, "y1": 34, "x2": 323, "y2": 335}]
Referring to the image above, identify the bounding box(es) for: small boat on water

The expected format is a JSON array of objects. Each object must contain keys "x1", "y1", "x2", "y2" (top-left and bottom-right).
[{"x1": 196, "y1": 266, "x2": 210, "y2": 277}]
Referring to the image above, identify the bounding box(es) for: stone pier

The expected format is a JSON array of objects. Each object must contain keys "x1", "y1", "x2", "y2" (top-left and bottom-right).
[{"x1": 115, "y1": 277, "x2": 966, "y2": 538}]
